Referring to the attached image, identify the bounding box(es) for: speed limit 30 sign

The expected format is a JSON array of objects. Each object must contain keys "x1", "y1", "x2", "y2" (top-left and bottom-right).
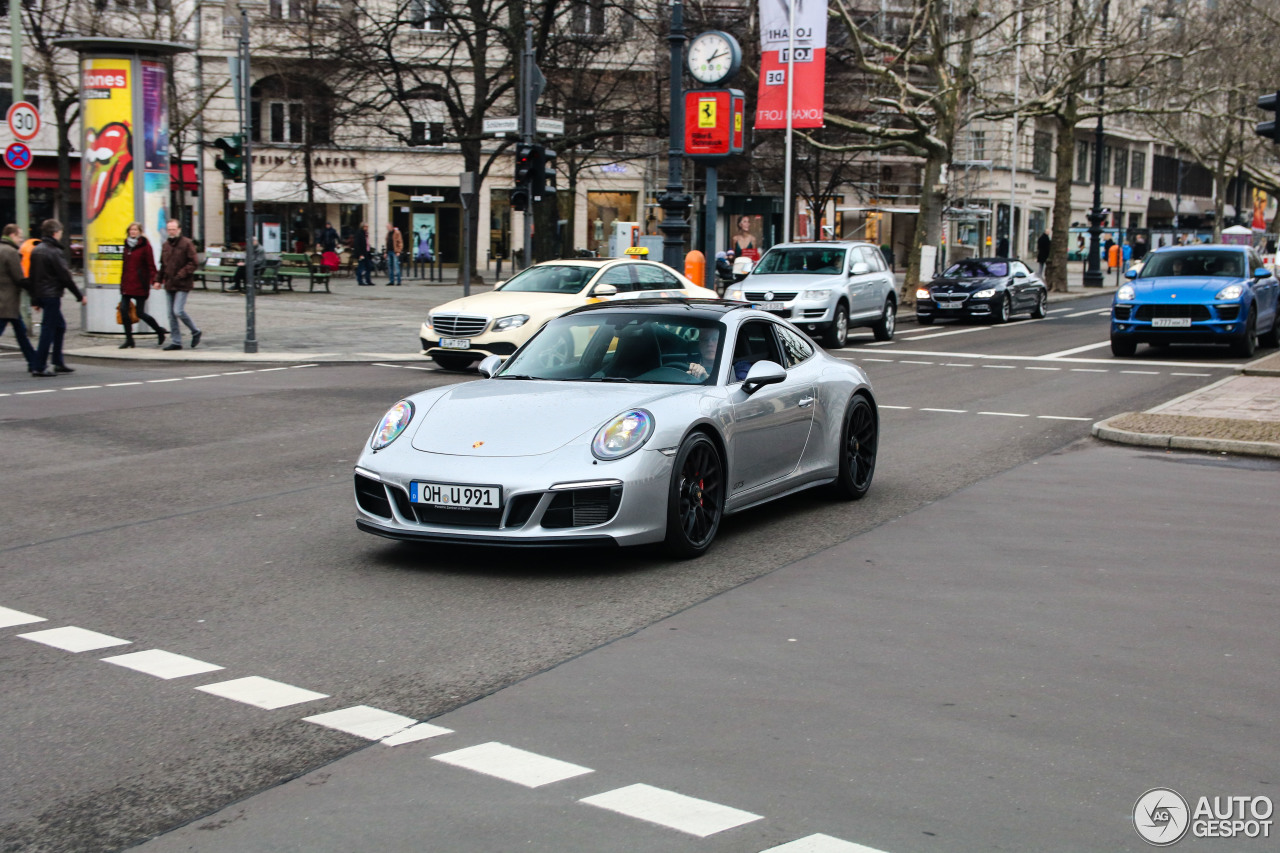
[{"x1": 7, "y1": 101, "x2": 40, "y2": 141}]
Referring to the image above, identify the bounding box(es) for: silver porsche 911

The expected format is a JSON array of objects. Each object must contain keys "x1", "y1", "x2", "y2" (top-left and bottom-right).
[{"x1": 355, "y1": 299, "x2": 879, "y2": 557}]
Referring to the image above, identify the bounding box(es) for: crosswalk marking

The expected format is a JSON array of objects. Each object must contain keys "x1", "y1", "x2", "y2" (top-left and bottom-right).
[
  {"x1": 761, "y1": 834, "x2": 893, "y2": 852},
  {"x1": 581, "y1": 783, "x2": 763, "y2": 837},
  {"x1": 303, "y1": 705, "x2": 421, "y2": 740},
  {"x1": 19, "y1": 626, "x2": 131, "y2": 653},
  {"x1": 0, "y1": 606, "x2": 46, "y2": 629},
  {"x1": 101, "y1": 649, "x2": 224, "y2": 680},
  {"x1": 196, "y1": 676, "x2": 328, "y2": 710},
  {"x1": 433, "y1": 742, "x2": 593, "y2": 788}
]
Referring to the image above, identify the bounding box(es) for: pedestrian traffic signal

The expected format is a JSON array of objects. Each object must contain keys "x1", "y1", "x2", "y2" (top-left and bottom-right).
[
  {"x1": 533, "y1": 148, "x2": 556, "y2": 200},
  {"x1": 1256, "y1": 92, "x2": 1280, "y2": 143},
  {"x1": 213, "y1": 135, "x2": 244, "y2": 181},
  {"x1": 510, "y1": 186, "x2": 529, "y2": 212}
]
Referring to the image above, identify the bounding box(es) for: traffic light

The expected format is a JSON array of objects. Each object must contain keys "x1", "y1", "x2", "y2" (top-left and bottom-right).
[
  {"x1": 510, "y1": 186, "x2": 529, "y2": 212},
  {"x1": 213, "y1": 135, "x2": 244, "y2": 181},
  {"x1": 533, "y1": 148, "x2": 556, "y2": 200},
  {"x1": 1256, "y1": 92, "x2": 1280, "y2": 143},
  {"x1": 515, "y1": 143, "x2": 537, "y2": 184}
]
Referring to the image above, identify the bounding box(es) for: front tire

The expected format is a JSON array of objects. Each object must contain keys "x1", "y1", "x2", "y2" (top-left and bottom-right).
[
  {"x1": 1232, "y1": 308, "x2": 1258, "y2": 357},
  {"x1": 1259, "y1": 311, "x2": 1280, "y2": 348},
  {"x1": 1030, "y1": 290, "x2": 1048, "y2": 319},
  {"x1": 823, "y1": 302, "x2": 849, "y2": 348},
  {"x1": 1110, "y1": 336, "x2": 1137, "y2": 357},
  {"x1": 663, "y1": 432, "x2": 724, "y2": 558},
  {"x1": 431, "y1": 353, "x2": 477, "y2": 371},
  {"x1": 917, "y1": 314, "x2": 934, "y2": 326},
  {"x1": 872, "y1": 299, "x2": 896, "y2": 341},
  {"x1": 993, "y1": 293, "x2": 1011, "y2": 324},
  {"x1": 828, "y1": 394, "x2": 878, "y2": 500}
]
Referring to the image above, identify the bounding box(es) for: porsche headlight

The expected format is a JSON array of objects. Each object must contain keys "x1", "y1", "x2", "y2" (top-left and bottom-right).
[
  {"x1": 1215, "y1": 284, "x2": 1244, "y2": 301},
  {"x1": 591, "y1": 409, "x2": 654, "y2": 461},
  {"x1": 1117, "y1": 284, "x2": 1135, "y2": 301},
  {"x1": 915, "y1": 288, "x2": 931, "y2": 299},
  {"x1": 493, "y1": 313, "x2": 530, "y2": 332},
  {"x1": 371, "y1": 400, "x2": 414, "y2": 451},
  {"x1": 973, "y1": 288, "x2": 997, "y2": 299},
  {"x1": 725, "y1": 288, "x2": 744, "y2": 301}
]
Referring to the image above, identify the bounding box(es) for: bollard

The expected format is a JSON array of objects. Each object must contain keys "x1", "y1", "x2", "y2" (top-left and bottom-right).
[{"x1": 685, "y1": 250, "x2": 705, "y2": 288}]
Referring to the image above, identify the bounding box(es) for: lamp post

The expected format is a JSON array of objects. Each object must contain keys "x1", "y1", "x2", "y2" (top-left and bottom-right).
[
  {"x1": 1082, "y1": 0, "x2": 1109, "y2": 288},
  {"x1": 657, "y1": 0, "x2": 690, "y2": 271}
]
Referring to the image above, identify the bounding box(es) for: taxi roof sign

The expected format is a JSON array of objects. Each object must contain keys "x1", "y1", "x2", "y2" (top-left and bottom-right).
[{"x1": 624, "y1": 246, "x2": 649, "y2": 256}]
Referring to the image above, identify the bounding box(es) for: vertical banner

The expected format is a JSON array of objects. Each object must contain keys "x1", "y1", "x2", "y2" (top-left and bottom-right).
[
  {"x1": 81, "y1": 57, "x2": 135, "y2": 287},
  {"x1": 756, "y1": 0, "x2": 827, "y2": 129},
  {"x1": 141, "y1": 60, "x2": 170, "y2": 263}
]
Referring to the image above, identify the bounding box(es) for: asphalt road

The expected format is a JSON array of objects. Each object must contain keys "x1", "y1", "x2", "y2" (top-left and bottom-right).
[{"x1": 0, "y1": 293, "x2": 1271, "y2": 852}]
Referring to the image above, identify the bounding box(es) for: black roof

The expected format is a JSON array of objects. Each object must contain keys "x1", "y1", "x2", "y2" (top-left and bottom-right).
[{"x1": 564, "y1": 298, "x2": 751, "y2": 319}]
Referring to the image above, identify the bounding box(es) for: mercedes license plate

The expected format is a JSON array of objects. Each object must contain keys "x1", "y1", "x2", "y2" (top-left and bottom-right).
[
  {"x1": 440, "y1": 337, "x2": 471, "y2": 349},
  {"x1": 411, "y1": 481, "x2": 501, "y2": 508},
  {"x1": 758, "y1": 301, "x2": 786, "y2": 311},
  {"x1": 1150, "y1": 317, "x2": 1191, "y2": 328}
]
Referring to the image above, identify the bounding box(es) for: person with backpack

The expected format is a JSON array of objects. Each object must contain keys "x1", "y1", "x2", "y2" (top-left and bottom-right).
[{"x1": 29, "y1": 219, "x2": 85, "y2": 376}]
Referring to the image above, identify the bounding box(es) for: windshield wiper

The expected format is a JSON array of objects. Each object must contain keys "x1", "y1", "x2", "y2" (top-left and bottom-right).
[
  {"x1": 582, "y1": 376, "x2": 634, "y2": 382},
  {"x1": 496, "y1": 374, "x2": 536, "y2": 380}
]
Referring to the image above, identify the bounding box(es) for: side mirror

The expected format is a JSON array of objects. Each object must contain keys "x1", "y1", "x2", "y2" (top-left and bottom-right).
[
  {"x1": 477, "y1": 355, "x2": 504, "y2": 378},
  {"x1": 742, "y1": 360, "x2": 787, "y2": 394},
  {"x1": 1254, "y1": 267, "x2": 1271, "y2": 279},
  {"x1": 1013, "y1": 270, "x2": 1027, "y2": 279},
  {"x1": 1125, "y1": 269, "x2": 1139, "y2": 279},
  {"x1": 592, "y1": 283, "x2": 618, "y2": 297},
  {"x1": 850, "y1": 262, "x2": 871, "y2": 276},
  {"x1": 493, "y1": 280, "x2": 506, "y2": 290}
]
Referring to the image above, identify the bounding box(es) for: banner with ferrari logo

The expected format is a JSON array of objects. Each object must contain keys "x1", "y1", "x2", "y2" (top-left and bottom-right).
[{"x1": 756, "y1": 0, "x2": 827, "y2": 129}]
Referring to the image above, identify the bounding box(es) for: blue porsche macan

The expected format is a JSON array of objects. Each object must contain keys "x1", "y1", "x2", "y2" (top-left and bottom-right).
[{"x1": 1110, "y1": 245, "x2": 1280, "y2": 357}]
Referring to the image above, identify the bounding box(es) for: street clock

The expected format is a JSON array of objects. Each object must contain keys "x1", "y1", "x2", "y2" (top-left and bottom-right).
[{"x1": 687, "y1": 31, "x2": 742, "y2": 86}]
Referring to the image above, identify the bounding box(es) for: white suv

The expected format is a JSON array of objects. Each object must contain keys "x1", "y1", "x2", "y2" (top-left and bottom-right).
[{"x1": 724, "y1": 241, "x2": 897, "y2": 347}]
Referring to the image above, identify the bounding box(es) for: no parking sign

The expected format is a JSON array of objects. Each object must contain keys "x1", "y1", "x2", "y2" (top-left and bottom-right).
[{"x1": 4, "y1": 142, "x2": 32, "y2": 171}]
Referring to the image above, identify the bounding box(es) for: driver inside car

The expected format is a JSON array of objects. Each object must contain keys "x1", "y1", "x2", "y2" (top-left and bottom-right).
[{"x1": 686, "y1": 328, "x2": 720, "y2": 381}]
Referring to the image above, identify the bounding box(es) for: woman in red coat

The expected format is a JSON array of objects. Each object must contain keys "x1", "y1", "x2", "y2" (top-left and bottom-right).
[{"x1": 119, "y1": 222, "x2": 167, "y2": 348}]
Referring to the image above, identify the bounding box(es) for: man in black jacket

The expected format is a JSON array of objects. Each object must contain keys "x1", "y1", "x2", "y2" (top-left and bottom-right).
[
  {"x1": 353, "y1": 223, "x2": 372, "y2": 286},
  {"x1": 29, "y1": 219, "x2": 85, "y2": 377},
  {"x1": 1036, "y1": 229, "x2": 1052, "y2": 277},
  {"x1": 0, "y1": 223, "x2": 37, "y2": 372}
]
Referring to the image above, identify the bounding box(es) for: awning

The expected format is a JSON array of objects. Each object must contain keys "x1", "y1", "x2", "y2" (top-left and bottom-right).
[
  {"x1": 1177, "y1": 199, "x2": 1199, "y2": 215},
  {"x1": 171, "y1": 162, "x2": 198, "y2": 192},
  {"x1": 1222, "y1": 203, "x2": 1236, "y2": 219},
  {"x1": 228, "y1": 180, "x2": 369, "y2": 204},
  {"x1": 1, "y1": 158, "x2": 199, "y2": 191},
  {"x1": 1147, "y1": 197, "x2": 1175, "y2": 217}
]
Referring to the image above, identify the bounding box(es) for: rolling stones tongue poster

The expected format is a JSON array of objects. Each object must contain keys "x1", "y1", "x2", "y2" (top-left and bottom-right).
[{"x1": 82, "y1": 58, "x2": 135, "y2": 287}]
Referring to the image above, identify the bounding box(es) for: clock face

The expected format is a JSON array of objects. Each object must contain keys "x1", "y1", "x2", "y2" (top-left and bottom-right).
[{"x1": 687, "y1": 31, "x2": 739, "y2": 85}]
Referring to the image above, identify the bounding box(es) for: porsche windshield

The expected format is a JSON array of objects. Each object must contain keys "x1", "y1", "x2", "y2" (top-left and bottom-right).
[
  {"x1": 497, "y1": 264, "x2": 596, "y2": 294},
  {"x1": 942, "y1": 261, "x2": 1008, "y2": 278},
  {"x1": 498, "y1": 313, "x2": 725, "y2": 384},
  {"x1": 753, "y1": 247, "x2": 848, "y2": 275},
  {"x1": 1139, "y1": 251, "x2": 1245, "y2": 279}
]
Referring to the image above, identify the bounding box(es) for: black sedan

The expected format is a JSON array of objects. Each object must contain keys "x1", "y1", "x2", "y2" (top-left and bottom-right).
[{"x1": 915, "y1": 258, "x2": 1048, "y2": 324}]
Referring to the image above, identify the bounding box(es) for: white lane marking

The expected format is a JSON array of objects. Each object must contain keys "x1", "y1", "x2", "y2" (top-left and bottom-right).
[
  {"x1": 101, "y1": 649, "x2": 224, "y2": 679},
  {"x1": 1070, "y1": 368, "x2": 1108, "y2": 373},
  {"x1": 1047, "y1": 308, "x2": 1073, "y2": 315},
  {"x1": 146, "y1": 377, "x2": 184, "y2": 383},
  {"x1": 196, "y1": 676, "x2": 328, "y2": 710},
  {"x1": 840, "y1": 348, "x2": 1239, "y2": 369},
  {"x1": 920, "y1": 408, "x2": 967, "y2": 413},
  {"x1": 942, "y1": 362, "x2": 973, "y2": 367},
  {"x1": 1040, "y1": 340, "x2": 1111, "y2": 357},
  {"x1": 982, "y1": 364, "x2": 1016, "y2": 369},
  {"x1": 0, "y1": 606, "x2": 46, "y2": 629},
  {"x1": 220, "y1": 370, "x2": 254, "y2": 376},
  {"x1": 16, "y1": 389, "x2": 55, "y2": 395},
  {"x1": 303, "y1": 705, "x2": 422, "y2": 740},
  {"x1": 185, "y1": 373, "x2": 222, "y2": 379},
  {"x1": 61, "y1": 385, "x2": 102, "y2": 390},
  {"x1": 900, "y1": 360, "x2": 934, "y2": 365},
  {"x1": 858, "y1": 357, "x2": 895, "y2": 362},
  {"x1": 381, "y1": 722, "x2": 455, "y2": 746},
  {"x1": 257, "y1": 367, "x2": 291, "y2": 372},
  {"x1": 105, "y1": 381, "x2": 143, "y2": 387},
  {"x1": 290, "y1": 364, "x2": 319, "y2": 368},
  {"x1": 433, "y1": 742, "x2": 593, "y2": 788},
  {"x1": 1064, "y1": 308, "x2": 1110, "y2": 318},
  {"x1": 375, "y1": 362, "x2": 436, "y2": 371},
  {"x1": 0, "y1": 392, "x2": 8, "y2": 397},
  {"x1": 978, "y1": 411, "x2": 1029, "y2": 418},
  {"x1": 761, "y1": 834, "x2": 893, "y2": 852},
  {"x1": 1121, "y1": 370, "x2": 1160, "y2": 375},
  {"x1": 19, "y1": 626, "x2": 131, "y2": 653},
  {"x1": 879, "y1": 405, "x2": 912, "y2": 410},
  {"x1": 1025, "y1": 366, "x2": 1061, "y2": 371},
  {"x1": 1171, "y1": 372, "x2": 1211, "y2": 376},
  {"x1": 882, "y1": 325, "x2": 992, "y2": 343},
  {"x1": 1037, "y1": 415, "x2": 1092, "y2": 421},
  {"x1": 581, "y1": 783, "x2": 763, "y2": 838}
]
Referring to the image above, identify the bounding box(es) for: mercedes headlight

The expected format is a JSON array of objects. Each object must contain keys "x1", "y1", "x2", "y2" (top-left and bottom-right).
[
  {"x1": 802, "y1": 289, "x2": 828, "y2": 299},
  {"x1": 591, "y1": 409, "x2": 654, "y2": 461},
  {"x1": 1215, "y1": 284, "x2": 1244, "y2": 301},
  {"x1": 371, "y1": 400, "x2": 414, "y2": 451},
  {"x1": 973, "y1": 288, "x2": 997, "y2": 299},
  {"x1": 1117, "y1": 284, "x2": 1135, "y2": 301},
  {"x1": 493, "y1": 313, "x2": 530, "y2": 332},
  {"x1": 915, "y1": 288, "x2": 931, "y2": 299}
]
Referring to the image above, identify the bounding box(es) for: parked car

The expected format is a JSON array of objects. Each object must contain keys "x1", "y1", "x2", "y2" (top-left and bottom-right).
[
  {"x1": 915, "y1": 257, "x2": 1048, "y2": 324},
  {"x1": 360, "y1": 299, "x2": 879, "y2": 557},
  {"x1": 723, "y1": 241, "x2": 897, "y2": 348},
  {"x1": 1110, "y1": 244, "x2": 1280, "y2": 357},
  {"x1": 420, "y1": 258, "x2": 717, "y2": 370}
]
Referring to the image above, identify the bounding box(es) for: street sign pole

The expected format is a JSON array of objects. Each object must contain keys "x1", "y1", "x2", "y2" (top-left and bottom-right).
[
  {"x1": 10, "y1": 0, "x2": 27, "y2": 235},
  {"x1": 240, "y1": 9, "x2": 258, "y2": 353},
  {"x1": 522, "y1": 24, "x2": 535, "y2": 269}
]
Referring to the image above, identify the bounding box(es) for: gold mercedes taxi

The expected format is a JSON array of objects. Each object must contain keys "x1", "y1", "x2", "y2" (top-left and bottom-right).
[{"x1": 420, "y1": 256, "x2": 718, "y2": 370}]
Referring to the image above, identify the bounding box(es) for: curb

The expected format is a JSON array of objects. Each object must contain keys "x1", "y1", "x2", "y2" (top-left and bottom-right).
[
  {"x1": 60, "y1": 348, "x2": 429, "y2": 364},
  {"x1": 1091, "y1": 414, "x2": 1280, "y2": 459}
]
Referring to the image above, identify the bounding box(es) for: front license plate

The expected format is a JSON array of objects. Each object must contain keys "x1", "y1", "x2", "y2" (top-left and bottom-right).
[
  {"x1": 1150, "y1": 317, "x2": 1191, "y2": 328},
  {"x1": 411, "y1": 481, "x2": 501, "y2": 508},
  {"x1": 440, "y1": 337, "x2": 471, "y2": 349},
  {"x1": 937, "y1": 302, "x2": 963, "y2": 310},
  {"x1": 757, "y1": 301, "x2": 787, "y2": 311}
]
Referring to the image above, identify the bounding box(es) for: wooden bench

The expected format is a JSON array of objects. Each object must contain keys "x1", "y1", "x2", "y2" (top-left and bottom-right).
[
  {"x1": 194, "y1": 248, "x2": 279, "y2": 292},
  {"x1": 277, "y1": 252, "x2": 332, "y2": 293}
]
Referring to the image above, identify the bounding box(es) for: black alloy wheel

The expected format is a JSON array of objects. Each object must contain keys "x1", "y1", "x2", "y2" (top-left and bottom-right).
[
  {"x1": 824, "y1": 302, "x2": 849, "y2": 348},
  {"x1": 1259, "y1": 310, "x2": 1280, "y2": 348},
  {"x1": 993, "y1": 292, "x2": 1011, "y2": 324},
  {"x1": 1232, "y1": 307, "x2": 1258, "y2": 358},
  {"x1": 1030, "y1": 290, "x2": 1048, "y2": 319},
  {"x1": 432, "y1": 353, "x2": 478, "y2": 371},
  {"x1": 828, "y1": 394, "x2": 877, "y2": 500},
  {"x1": 872, "y1": 299, "x2": 896, "y2": 341},
  {"x1": 1110, "y1": 336, "x2": 1137, "y2": 357},
  {"x1": 664, "y1": 432, "x2": 724, "y2": 558}
]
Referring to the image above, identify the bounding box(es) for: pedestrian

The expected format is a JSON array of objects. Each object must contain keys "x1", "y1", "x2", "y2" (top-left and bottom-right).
[
  {"x1": 319, "y1": 221, "x2": 339, "y2": 254},
  {"x1": 385, "y1": 222, "x2": 404, "y2": 286},
  {"x1": 996, "y1": 235, "x2": 1009, "y2": 258},
  {"x1": 156, "y1": 219, "x2": 202, "y2": 350},
  {"x1": 1122, "y1": 240, "x2": 1132, "y2": 268},
  {"x1": 28, "y1": 219, "x2": 86, "y2": 377},
  {"x1": 118, "y1": 222, "x2": 167, "y2": 349},
  {"x1": 354, "y1": 222, "x2": 373, "y2": 286},
  {"x1": 228, "y1": 237, "x2": 265, "y2": 292},
  {"x1": 1036, "y1": 228, "x2": 1051, "y2": 277},
  {"x1": 0, "y1": 223, "x2": 38, "y2": 372},
  {"x1": 1132, "y1": 234, "x2": 1148, "y2": 261}
]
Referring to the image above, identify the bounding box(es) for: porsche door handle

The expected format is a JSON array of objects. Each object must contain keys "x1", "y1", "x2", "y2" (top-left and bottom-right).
[{"x1": 798, "y1": 396, "x2": 815, "y2": 408}]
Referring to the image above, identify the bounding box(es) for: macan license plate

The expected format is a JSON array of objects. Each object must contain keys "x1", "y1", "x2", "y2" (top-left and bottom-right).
[
  {"x1": 758, "y1": 301, "x2": 786, "y2": 311},
  {"x1": 1150, "y1": 317, "x2": 1192, "y2": 328},
  {"x1": 440, "y1": 338, "x2": 471, "y2": 349},
  {"x1": 411, "y1": 481, "x2": 501, "y2": 509}
]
